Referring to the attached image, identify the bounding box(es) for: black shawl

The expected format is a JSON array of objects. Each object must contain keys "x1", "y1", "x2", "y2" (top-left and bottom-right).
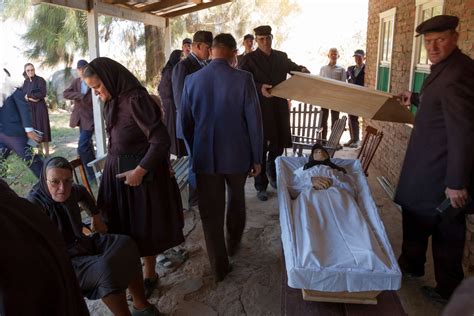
[
  {"x1": 28, "y1": 157, "x2": 99, "y2": 256},
  {"x1": 303, "y1": 144, "x2": 347, "y2": 173},
  {"x1": 0, "y1": 179, "x2": 89, "y2": 316},
  {"x1": 161, "y1": 49, "x2": 182, "y2": 75},
  {"x1": 86, "y1": 57, "x2": 145, "y2": 132}
]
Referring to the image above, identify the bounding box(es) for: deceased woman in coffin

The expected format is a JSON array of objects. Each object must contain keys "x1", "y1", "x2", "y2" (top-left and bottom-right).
[{"x1": 288, "y1": 144, "x2": 392, "y2": 272}]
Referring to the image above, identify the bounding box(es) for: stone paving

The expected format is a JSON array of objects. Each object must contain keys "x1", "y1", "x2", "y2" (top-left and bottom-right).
[{"x1": 85, "y1": 146, "x2": 444, "y2": 316}]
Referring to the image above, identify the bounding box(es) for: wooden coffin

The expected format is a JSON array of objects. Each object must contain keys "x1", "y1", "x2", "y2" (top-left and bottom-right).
[{"x1": 271, "y1": 72, "x2": 414, "y2": 124}]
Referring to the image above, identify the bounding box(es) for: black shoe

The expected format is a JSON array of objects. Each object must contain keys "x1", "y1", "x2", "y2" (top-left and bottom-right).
[
  {"x1": 214, "y1": 261, "x2": 233, "y2": 283},
  {"x1": 226, "y1": 239, "x2": 241, "y2": 257},
  {"x1": 421, "y1": 286, "x2": 449, "y2": 305},
  {"x1": 143, "y1": 276, "x2": 158, "y2": 299},
  {"x1": 257, "y1": 190, "x2": 268, "y2": 201}
]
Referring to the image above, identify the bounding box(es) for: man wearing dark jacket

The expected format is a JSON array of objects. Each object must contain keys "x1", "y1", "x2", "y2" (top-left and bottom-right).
[
  {"x1": 240, "y1": 25, "x2": 309, "y2": 201},
  {"x1": 395, "y1": 15, "x2": 474, "y2": 304},
  {"x1": 181, "y1": 33, "x2": 263, "y2": 282},
  {"x1": 172, "y1": 30, "x2": 213, "y2": 208},
  {"x1": 63, "y1": 59, "x2": 95, "y2": 181},
  {"x1": 345, "y1": 49, "x2": 366, "y2": 148}
]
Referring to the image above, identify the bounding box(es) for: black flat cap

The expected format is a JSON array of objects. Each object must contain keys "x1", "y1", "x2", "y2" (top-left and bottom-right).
[
  {"x1": 353, "y1": 49, "x2": 365, "y2": 57},
  {"x1": 243, "y1": 34, "x2": 254, "y2": 41},
  {"x1": 193, "y1": 31, "x2": 213, "y2": 45},
  {"x1": 182, "y1": 38, "x2": 192, "y2": 45},
  {"x1": 254, "y1": 25, "x2": 272, "y2": 36},
  {"x1": 415, "y1": 15, "x2": 459, "y2": 36}
]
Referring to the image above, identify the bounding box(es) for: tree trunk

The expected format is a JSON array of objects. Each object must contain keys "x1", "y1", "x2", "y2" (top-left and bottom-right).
[{"x1": 145, "y1": 25, "x2": 165, "y2": 88}]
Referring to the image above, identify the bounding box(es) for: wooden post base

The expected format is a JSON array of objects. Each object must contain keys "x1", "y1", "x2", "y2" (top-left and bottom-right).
[{"x1": 302, "y1": 289, "x2": 381, "y2": 305}]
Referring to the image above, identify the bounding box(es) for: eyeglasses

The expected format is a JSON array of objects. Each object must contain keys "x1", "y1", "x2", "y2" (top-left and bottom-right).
[{"x1": 47, "y1": 178, "x2": 74, "y2": 187}]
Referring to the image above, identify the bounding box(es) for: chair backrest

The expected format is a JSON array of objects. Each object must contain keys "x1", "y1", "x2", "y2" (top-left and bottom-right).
[
  {"x1": 326, "y1": 116, "x2": 347, "y2": 157},
  {"x1": 357, "y1": 125, "x2": 384, "y2": 176},
  {"x1": 69, "y1": 157, "x2": 94, "y2": 199},
  {"x1": 87, "y1": 154, "x2": 107, "y2": 184},
  {"x1": 290, "y1": 103, "x2": 323, "y2": 140}
]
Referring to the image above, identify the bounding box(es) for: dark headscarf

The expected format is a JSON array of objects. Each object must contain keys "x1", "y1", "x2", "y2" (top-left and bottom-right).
[
  {"x1": 28, "y1": 157, "x2": 86, "y2": 247},
  {"x1": 85, "y1": 57, "x2": 145, "y2": 131},
  {"x1": 0, "y1": 179, "x2": 89, "y2": 316},
  {"x1": 161, "y1": 49, "x2": 183, "y2": 75},
  {"x1": 303, "y1": 144, "x2": 347, "y2": 173}
]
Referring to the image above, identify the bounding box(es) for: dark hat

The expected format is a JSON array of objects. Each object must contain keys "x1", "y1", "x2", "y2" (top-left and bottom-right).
[
  {"x1": 243, "y1": 34, "x2": 254, "y2": 41},
  {"x1": 193, "y1": 31, "x2": 213, "y2": 45},
  {"x1": 353, "y1": 49, "x2": 365, "y2": 57},
  {"x1": 254, "y1": 25, "x2": 272, "y2": 36},
  {"x1": 76, "y1": 59, "x2": 88, "y2": 69},
  {"x1": 415, "y1": 15, "x2": 459, "y2": 36},
  {"x1": 182, "y1": 38, "x2": 192, "y2": 45}
]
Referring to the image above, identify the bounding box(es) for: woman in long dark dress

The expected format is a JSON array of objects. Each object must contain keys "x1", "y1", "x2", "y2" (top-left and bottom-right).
[
  {"x1": 28, "y1": 157, "x2": 159, "y2": 316},
  {"x1": 22, "y1": 63, "x2": 51, "y2": 156},
  {"x1": 83, "y1": 57, "x2": 185, "y2": 298},
  {"x1": 157, "y1": 49, "x2": 186, "y2": 157}
]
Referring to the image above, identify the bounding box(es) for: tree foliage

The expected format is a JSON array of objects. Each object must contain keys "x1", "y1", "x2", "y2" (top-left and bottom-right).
[
  {"x1": 22, "y1": 5, "x2": 88, "y2": 67},
  {"x1": 171, "y1": 0, "x2": 301, "y2": 49}
]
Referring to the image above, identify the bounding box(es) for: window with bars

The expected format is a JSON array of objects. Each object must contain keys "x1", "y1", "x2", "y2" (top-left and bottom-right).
[{"x1": 376, "y1": 8, "x2": 396, "y2": 92}]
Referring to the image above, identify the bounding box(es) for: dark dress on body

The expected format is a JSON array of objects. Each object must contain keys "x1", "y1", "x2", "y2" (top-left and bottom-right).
[
  {"x1": 22, "y1": 75, "x2": 51, "y2": 142},
  {"x1": 158, "y1": 49, "x2": 186, "y2": 157},
  {"x1": 0, "y1": 179, "x2": 89, "y2": 316},
  {"x1": 89, "y1": 57, "x2": 185, "y2": 257},
  {"x1": 28, "y1": 157, "x2": 142, "y2": 300}
]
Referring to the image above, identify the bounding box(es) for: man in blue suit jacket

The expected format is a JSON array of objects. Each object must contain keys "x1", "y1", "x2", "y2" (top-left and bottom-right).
[
  {"x1": 181, "y1": 33, "x2": 263, "y2": 282},
  {"x1": 172, "y1": 30, "x2": 213, "y2": 209},
  {"x1": 0, "y1": 68, "x2": 43, "y2": 178}
]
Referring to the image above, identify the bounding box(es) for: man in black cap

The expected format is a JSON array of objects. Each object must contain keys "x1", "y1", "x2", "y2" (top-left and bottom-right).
[
  {"x1": 182, "y1": 38, "x2": 192, "y2": 57},
  {"x1": 63, "y1": 59, "x2": 96, "y2": 183},
  {"x1": 172, "y1": 30, "x2": 213, "y2": 209},
  {"x1": 240, "y1": 25, "x2": 309, "y2": 201},
  {"x1": 237, "y1": 34, "x2": 254, "y2": 66},
  {"x1": 345, "y1": 49, "x2": 366, "y2": 148},
  {"x1": 395, "y1": 15, "x2": 474, "y2": 303}
]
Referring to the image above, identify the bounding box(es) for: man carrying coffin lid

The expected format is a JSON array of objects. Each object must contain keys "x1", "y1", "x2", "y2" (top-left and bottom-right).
[{"x1": 395, "y1": 15, "x2": 474, "y2": 304}]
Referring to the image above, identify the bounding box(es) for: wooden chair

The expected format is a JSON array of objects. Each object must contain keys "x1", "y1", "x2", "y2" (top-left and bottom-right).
[
  {"x1": 87, "y1": 154, "x2": 107, "y2": 184},
  {"x1": 69, "y1": 157, "x2": 94, "y2": 199},
  {"x1": 357, "y1": 126, "x2": 384, "y2": 176},
  {"x1": 291, "y1": 103, "x2": 323, "y2": 156},
  {"x1": 69, "y1": 157, "x2": 95, "y2": 235},
  {"x1": 293, "y1": 115, "x2": 347, "y2": 158}
]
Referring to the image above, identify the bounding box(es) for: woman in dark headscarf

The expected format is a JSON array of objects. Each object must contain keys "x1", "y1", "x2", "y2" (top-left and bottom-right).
[
  {"x1": 27, "y1": 157, "x2": 159, "y2": 316},
  {"x1": 157, "y1": 49, "x2": 186, "y2": 157},
  {"x1": 22, "y1": 63, "x2": 51, "y2": 156},
  {"x1": 0, "y1": 179, "x2": 89, "y2": 316},
  {"x1": 83, "y1": 57, "x2": 184, "y2": 298}
]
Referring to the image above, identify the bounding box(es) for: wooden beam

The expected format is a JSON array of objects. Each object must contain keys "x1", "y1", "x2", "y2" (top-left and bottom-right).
[
  {"x1": 101, "y1": 0, "x2": 130, "y2": 3},
  {"x1": 138, "y1": 0, "x2": 199, "y2": 13},
  {"x1": 31, "y1": 0, "x2": 89, "y2": 11},
  {"x1": 162, "y1": 0, "x2": 231, "y2": 18},
  {"x1": 33, "y1": 0, "x2": 166, "y2": 27}
]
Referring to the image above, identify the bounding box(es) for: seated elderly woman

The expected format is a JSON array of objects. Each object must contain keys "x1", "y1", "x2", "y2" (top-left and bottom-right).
[
  {"x1": 279, "y1": 145, "x2": 401, "y2": 296},
  {"x1": 27, "y1": 157, "x2": 159, "y2": 316}
]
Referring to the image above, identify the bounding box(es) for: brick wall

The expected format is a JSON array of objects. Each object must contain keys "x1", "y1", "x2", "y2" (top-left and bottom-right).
[{"x1": 365, "y1": 0, "x2": 474, "y2": 273}]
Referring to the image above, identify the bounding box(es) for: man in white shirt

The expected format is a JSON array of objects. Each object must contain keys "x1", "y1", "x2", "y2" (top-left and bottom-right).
[{"x1": 319, "y1": 48, "x2": 346, "y2": 140}]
